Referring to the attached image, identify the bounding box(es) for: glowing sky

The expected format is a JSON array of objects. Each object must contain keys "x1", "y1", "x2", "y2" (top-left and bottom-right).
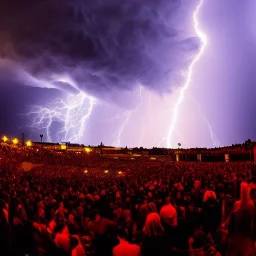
[{"x1": 0, "y1": 0, "x2": 255, "y2": 148}]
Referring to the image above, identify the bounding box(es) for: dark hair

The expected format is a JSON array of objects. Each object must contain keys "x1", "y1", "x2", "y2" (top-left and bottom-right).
[
  {"x1": 91, "y1": 209, "x2": 101, "y2": 219},
  {"x1": 193, "y1": 230, "x2": 206, "y2": 249},
  {"x1": 251, "y1": 165, "x2": 256, "y2": 178},
  {"x1": 70, "y1": 236, "x2": 79, "y2": 249},
  {"x1": 117, "y1": 226, "x2": 128, "y2": 239}
]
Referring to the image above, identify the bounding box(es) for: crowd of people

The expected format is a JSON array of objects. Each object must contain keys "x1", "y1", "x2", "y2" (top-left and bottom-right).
[{"x1": 0, "y1": 143, "x2": 256, "y2": 256}]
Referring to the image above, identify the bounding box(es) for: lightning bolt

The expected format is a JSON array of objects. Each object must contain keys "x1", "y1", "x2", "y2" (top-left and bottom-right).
[
  {"x1": 191, "y1": 96, "x2": 221, "y2": 147},
  {"x1": 113, "y1": 111, "x2": 131, "y2": 147},
  {"x1": 139, "y1": 124, "x2": 145, "y2": 146},
  {"x1": 167, "y1": 0, "x2": 207, "y2": 148},
  {"x1": 113, "y1": 86, "x2": 144, "y2": 147},
  {"x1": 147, "y1": 92, "x2": 153, "y2": 123},
  {"x1": 27, "y1": 92, "x2": 94, "y2": 143}
]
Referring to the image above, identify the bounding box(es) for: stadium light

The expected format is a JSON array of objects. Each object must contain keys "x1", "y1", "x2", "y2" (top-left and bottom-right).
[
  {"x1": 85, "y1": 148, "x2": 91, "y2": 153},
  {"x1": 2, "y1": 136, "x2": 8, "y2": 143},
  {"x1": 26, "y1": 140, "x2": 32, "y2": 147},
  {"x1": 118, "y1": 171, "x2": 122, "y2": 174},
  {"x1": 60, "y1": 144, "x2": 67, "y2": 150},
  {"x1": 104, "y1": 170, "x2": 108, "y2": 174},
  {"x1": 12, "y1": 138, "x2": 19, "y2": 145},
  {"x1": 84, "y1": 170, "x2": 88, "y2": 173}
]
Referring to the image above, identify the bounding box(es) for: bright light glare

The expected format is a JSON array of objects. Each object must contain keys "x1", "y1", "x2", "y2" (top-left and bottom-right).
[
  {"x1": 60, "y1": 144, "x2": 67, "y2": 150},
  {"x1": 2, "y1": 136, "x2": 8, "y2": 143},
  {"x1": 118, "y1": 171, "x2": 122, "y2": 174},
  {"x1": 84, "y1": 170, "x2": 88, "y2": 173},
  {"x1": 104, "y1": 170, "x2": 109, "y2": 173},
  {"x1": 12, "y1": 138, "x2": 19, "y2": 145},
  {"x1": 26, "y1": 140, "x2": 32, "y2": 147},
  {"x1": 85, "y1": 148, "x2": 91, "y2": 153}
]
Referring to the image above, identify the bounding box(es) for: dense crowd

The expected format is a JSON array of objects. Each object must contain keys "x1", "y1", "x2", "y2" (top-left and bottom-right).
[{"x1": 0, "y1": 143, "x2": 256, "y2": 256}]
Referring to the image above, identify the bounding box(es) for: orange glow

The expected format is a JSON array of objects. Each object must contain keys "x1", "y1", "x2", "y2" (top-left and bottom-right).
[
  {"x1": 2, "y1": 136, "x2": 8, "y2": 142},
  {"x1": 85, "y1": 147, "x2": 91, "y2": 153},
  {"x1": 26, "y1": 140, "x2": 32, "y2": 147},
  {"x1": 60, "y1": 144, "x2": 67, "y2": 150},
  {"x1": 118, "y1": 171, "x2": 122, "y2": 174},
  {"x1": 12, "y1": 138, "x2": 19, "y2": 145},
  {"x1": 84, "y1": 170, "x2": 88, "y2": 173},
  {"x1": 104, "y1": 170, "x2": 108, "y2": 173}
]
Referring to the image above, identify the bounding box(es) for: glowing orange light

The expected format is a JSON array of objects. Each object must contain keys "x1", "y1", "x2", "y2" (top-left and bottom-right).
[
  {"x1": 60, "y1": 144, "x2": 67, "y2": 150},
  {"x1": 2, "y1": 136, "x2": 8, "y2": 142},
  {"x1": 84, "y1": 170, "x2": 88, "y2": 173},
  {"x1": 118, "y1": 171, "x2": 122, "y2": 174},
  {"x1": 104, "y1": 170, "x2": 108, "y2": 174},
  {"x1": 12, "y1": 138, "x2": 19, "y2": 145},
  {"x1": 85, "y1": 148, "x2": 91, "y2": 153},
  {"x1": 26, "y1": 140, "x2": 32, "y2": 147}
]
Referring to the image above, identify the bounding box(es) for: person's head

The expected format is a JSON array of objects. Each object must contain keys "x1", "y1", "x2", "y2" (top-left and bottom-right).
[
  {"x1": 92, "y1": 209, "x2": 101, "y2": 221},
  {"x1": 55, "y1": 211, "x2": 67, "y2": 231},
  {"x1": 132, "y1": 222, "x2": 137, "y2": 232},
  {"x1": 117, "y1": 226, "x2": 128, "y2": 240},
  {"x1": 143, "y1": 213, "x2": 164, "y2": 236},
  {"x1": 192, "y1": 229, "x2": 206, "y2": 249},
  {"x1": 203, "y1": 190, "x2": 216, "y2": 203},
  {"x1": 70, "y1": 236, "x2": 79, "y2": 250},
  {"x1": 15, "y1": 203, "x2": 24, "y2": 218},
  {"x1": 176, "y1": 192, "x2": 182, "y2": 200},
  {"x1": 164, "y1": 195, "x2": 171, "y2": 205},
  {"x1": 101, "y1": 189, "x2": 106, "y2": 197},
  {"x1": 239, "y1": 182, "x2": 250, "y2": 210},
  {"x1": 38, "y1": 208, "x2": 46, "y2": 223},
  {"x1": 147, "y1": 202, "x2": 157, "y2": 213},
  {"x1": 147, "y1": 191, "x2": 153, "y2": 200},
  {"x1": 68, "y1": 213, "x2": 75, "y2": 224}
]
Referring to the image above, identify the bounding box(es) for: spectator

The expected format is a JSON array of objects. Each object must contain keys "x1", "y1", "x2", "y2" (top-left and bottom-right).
[
  {"x1": 88, "y1": 210, "x2": 118, "y2": 256},
  {"x1": 160, "y1": 196, "x2": 177, "y2": 227},
  {"x1": 113, "y1": 226, "x2": 140, "y2": 256},
  {"x1": 141, "y1": 213, "x2": 170, "y2": 256},
  {"x1": 224, "y1": 182, "x2": 255, "y2": 256}
]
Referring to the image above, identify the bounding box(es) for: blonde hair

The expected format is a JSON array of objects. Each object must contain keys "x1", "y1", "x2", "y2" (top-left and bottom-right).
[
  {"x1": 203, "y1": 190, "x2": 216, "y2": 203},
  {"x1": 238, "y1": 182, "x2": 251, "y2": 210},
  {"x1": 143, "y1": 213, "x2": 164, "y2": 236}
]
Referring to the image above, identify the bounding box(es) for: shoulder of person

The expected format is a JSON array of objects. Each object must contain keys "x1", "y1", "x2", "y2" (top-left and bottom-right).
[
  {"x1": 233, "y1": 200, "x2": 240, "y2": 209},
  {"x1": 87, "y1": 220, "x2": 94, "y2": 228},
  {"x1": 13, "y1": 216, "x2": 23, "y2": 226}
]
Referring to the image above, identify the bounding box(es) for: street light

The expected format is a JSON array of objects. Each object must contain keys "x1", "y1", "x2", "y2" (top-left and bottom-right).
[
  {"x1": 2, "y1": 136, "x2": 8, "y2": 143},
  {"x1": 12, "y1": 138, "x2": 19, "y2": 145}
]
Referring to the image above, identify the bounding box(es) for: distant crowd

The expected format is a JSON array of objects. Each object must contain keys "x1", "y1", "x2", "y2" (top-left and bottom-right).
[{"x1": 0, "y1": 143, "x2": 256, "y2": 256}]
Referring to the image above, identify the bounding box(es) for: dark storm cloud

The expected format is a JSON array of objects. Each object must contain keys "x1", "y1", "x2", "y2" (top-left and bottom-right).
[{"x1": 0, "y1": 0, "x2": 200, "y2": 97}]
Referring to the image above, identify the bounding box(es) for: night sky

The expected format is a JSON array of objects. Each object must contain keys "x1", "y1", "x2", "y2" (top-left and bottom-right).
[{"x1": 0, "y1": 0, "x2": 255, "y2": 148}]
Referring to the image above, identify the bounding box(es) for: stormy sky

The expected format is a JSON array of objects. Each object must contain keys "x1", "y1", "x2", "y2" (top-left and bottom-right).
[{"x1": 0, "y1": 0, "x2": 255, "y2": 148}]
